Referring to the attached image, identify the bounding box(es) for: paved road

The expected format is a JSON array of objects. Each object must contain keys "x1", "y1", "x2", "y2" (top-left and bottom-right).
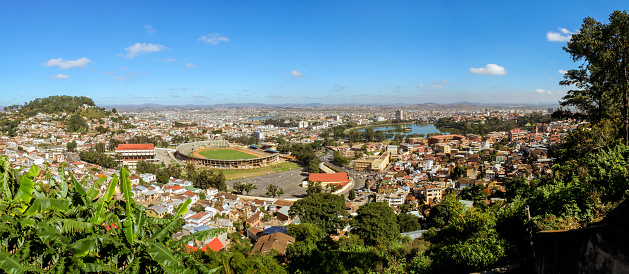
[
  {"x1": 155, "y1": 148, "x2": 186, "y2": 167},
  {"x1": 223, "y1": 149, "x2": 379, "y2": 200},
  {"x1": 318, "y1": 150, "x2": 377, "y2": 193}
]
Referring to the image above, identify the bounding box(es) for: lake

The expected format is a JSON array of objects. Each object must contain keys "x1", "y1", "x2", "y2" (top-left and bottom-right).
[
  {"x1": 249, "y1": 116, "x2": 273, "y2": 121},
  {"x1": 364, "y1": 123, "x2": 448, "y2": 136}
]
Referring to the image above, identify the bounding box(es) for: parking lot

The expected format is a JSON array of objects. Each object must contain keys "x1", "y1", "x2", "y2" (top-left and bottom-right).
[{"x1": 227, "y1": 167, "x2": 309, "y2": 199}]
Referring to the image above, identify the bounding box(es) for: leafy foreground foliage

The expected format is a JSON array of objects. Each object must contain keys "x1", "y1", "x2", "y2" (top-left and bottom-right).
[{"x1": 0, "y1": 158, "x2": 233, "y2": 273}]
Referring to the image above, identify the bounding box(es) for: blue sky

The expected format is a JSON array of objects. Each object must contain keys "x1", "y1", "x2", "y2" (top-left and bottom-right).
[{"x1": 0, "y1": 1, "x2": 626, "y2": 106}]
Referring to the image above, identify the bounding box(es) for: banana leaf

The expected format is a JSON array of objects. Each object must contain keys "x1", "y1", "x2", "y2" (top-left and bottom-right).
[
  {"x1": 86, "y1": 175, "x2": 107, "y2": 201},
  {"x1": 123, "y1": 219, "x2": 135, "y2": 244},
  {"x1": 0, "y1": 252, "x2": 25, "y2": 274},
  {"x1": 176, "y1": 198, "x2": 192, "y2": 216},
  {"x1": 69, "y1": 172, "x2": 89, "y2": 205},
  {"x1": 150, "y1": 217, "x2": 183, "y2": 243},
  {"x1": 56, "y1": 166, "x2": 68, "y2": 199},
  {"x1": 1, "y1": 171, "x2": 11, "y2": 200},
  {"x1": 147, "y1": 243, "x2": 185, "y2": 273},
  {"x1": 13, "y1": 165, "x2": 39, "y2": 213},
  {"x1": 24, "y1": 198, "x2": 70, "y2": 216}
]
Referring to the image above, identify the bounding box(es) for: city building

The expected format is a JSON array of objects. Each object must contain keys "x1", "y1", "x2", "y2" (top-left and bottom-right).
[
  {"x1": 395, "y1": 109, "x2": 404, "y2": 120},
  {"x1": 353, "y1": 151, "x2": 391, "y2": 171},
  {"x1": 115, "y1": 143, "x2": 158, "y2": 169}
]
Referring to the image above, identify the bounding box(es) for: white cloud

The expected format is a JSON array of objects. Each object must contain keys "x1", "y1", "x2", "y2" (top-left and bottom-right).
[
  {"x1": 533, "y1": 88, "x2": 552, "y2": 95},
  {"x1": 186, "y1": 63, "x2": 197, "y2": 69},
  {"x1": 469, "y1": 64, "x2": 507, "y2": 75},
  {"x1": 198, "y1": 33, "x2": 230, "y2": 45},
  {"x1": 114, "y1": 76, "x2": 129, "y2": 82},
  {"x1": 558, "y1": 69, "x2": 568, "y2": 74},
  {"x1": 291, "y1": 70, "x2": 304, "y2": 77},
  {"x1": 50, "y1": 74, "x2": 70, "y2": 79},
  {"x1": 333, "y1": 85, "x2": 348, "y2": 90},
  {"x1": 433, "y1": 85, "x2": 443, "y2": 88},
  {"x1": 191, "y1": 94, "x2": 205, "y2": 98},
  {"x1": 433, "y1": 80, "x2": 452, "y2": 85},
  {"x1": 120, "y1": 43, "x2": 168, "y2": 58},
  {"x1": 547, "y1": 28, "x2": 574, "y2": 42},
  {"x1": 42, "y1": 57, "x2": 91, "y2": 69},
  {"x1": 267, "y1": 94, "x2": 295, "y2": 98},
  {"x1": 145, "y1": 25, "x2": 155, "y2": 35},
  {"x1": 417, "y1": 84, "x2": 425, "y2": 87},
  {"x1": 162, "y1": 58, "x2": 177, "y2": 62}
]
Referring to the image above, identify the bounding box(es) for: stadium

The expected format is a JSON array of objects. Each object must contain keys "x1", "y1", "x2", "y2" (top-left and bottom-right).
[{"x1": 175, "y1": 140, "x2": 280, "y2": 169}]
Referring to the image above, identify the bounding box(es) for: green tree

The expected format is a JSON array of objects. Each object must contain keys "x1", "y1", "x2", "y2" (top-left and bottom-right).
[
  {"x1": 66, "y1": 140, "x2": 77, "y2": 152},
  {"x1": 428, "y1": 195, "x2": 466, "y2": 228},
  {"x1": 233, "y1": 181, "x2": 246, "y2": 194},
  {"x1": 286, "y1": 223, "x2": 326, "y2": 243},
  {"x1": 397, "y1": 213, "x2": 422, "y2": 233},
  {"x1": 348, "y1": 189, "x2": 356, "y2": 200},
  {"x1": 265, "y1": 184, "x2": 284, "y2": 198},
  {"x1": 136, "y1": 160, "x2": 159, "y2": 174},
  {"x1": 352, "y1": 202, "x2": 399, "y2": 245},
  {"x1": 333, "y1": 151, "x2": 350, "y2": 166},
  {"x1": 243, "y1": 183, "x2": 257, "y2": 195},
  {"x1": 306, "y1": 180, "x2": 323, "y2": 196},
  {"x1": 424, "y1": 206, "x2": 507, "y2": 272},
  {"x1": 290, "y1": 193, "x2": 348, "y2": 234},
  {"x1": 67, "y1": 114, "x2": 88, "y2": 132},
  {"x1": 194, "y1": 169, "x2": 227, "y2": 192},
  {"x1": 558, "y1": 11, "x2": 629, "y2": 145}
]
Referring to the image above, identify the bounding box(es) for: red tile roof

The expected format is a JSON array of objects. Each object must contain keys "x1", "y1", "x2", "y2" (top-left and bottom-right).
[
  {"x1": 116, "y1": 144, "x2": 155, "y2": 151},
  {"x1": 308, "y1": 172, "x2": 349, "y2": 183},
  {"x1": 187, "y1": 212, "x2": 208, "y2": 220},
  {"x1": 185, "y1": 237, "x2": 224, "y2": 253},
  {"x1": 203, "y1": 237, "x2": 224, "y2": 252}
]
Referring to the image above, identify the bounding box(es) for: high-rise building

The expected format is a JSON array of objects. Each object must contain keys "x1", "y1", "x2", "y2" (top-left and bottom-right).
[{"x1": 395, "y1": 109, "x2": 404, "y2": 120}]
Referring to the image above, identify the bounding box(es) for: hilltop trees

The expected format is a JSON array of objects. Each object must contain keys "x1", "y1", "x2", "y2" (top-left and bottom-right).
[{"x1": 67, "y1": 114, "x2": 88, "y2": 132}]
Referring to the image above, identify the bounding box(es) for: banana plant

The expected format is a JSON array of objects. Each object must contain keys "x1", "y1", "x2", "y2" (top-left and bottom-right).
[{"x1": 0, "y1": 159, "x2": 228, "y2": 273}]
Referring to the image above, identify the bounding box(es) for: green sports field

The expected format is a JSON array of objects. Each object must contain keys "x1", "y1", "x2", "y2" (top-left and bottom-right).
[{"x1": 197, "y1": 149, "x2": 259, "y2": 160}]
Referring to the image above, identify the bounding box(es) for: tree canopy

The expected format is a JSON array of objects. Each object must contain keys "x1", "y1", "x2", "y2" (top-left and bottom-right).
[
  {"x1": 290, "y1": 193, "x2": 348, "y2": 235},
  {"x1": 352, "y1": 202, "x2": 400, "y2": 246},
  {"x1": 557, "y1": 10, "x2": 629, "y2": 145}
]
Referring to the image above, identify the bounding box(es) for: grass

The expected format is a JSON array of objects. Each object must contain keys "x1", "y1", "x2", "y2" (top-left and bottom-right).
[
  {"x1": 198, "y1": 149, "x2": 259, "y2": 160},
  {"x1": 220, "y1": 162, "x2": 303, "y2": 180}
]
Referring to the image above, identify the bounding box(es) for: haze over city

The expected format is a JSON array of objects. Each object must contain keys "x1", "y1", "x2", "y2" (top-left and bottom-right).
[{"x1": 0, "y1": 0, "x2": 624, "y2": 106}]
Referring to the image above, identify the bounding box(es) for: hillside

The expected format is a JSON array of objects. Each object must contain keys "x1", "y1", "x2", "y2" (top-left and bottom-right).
[{"x1": 14, "y1": 95, "x2": 112, "y2": 118}]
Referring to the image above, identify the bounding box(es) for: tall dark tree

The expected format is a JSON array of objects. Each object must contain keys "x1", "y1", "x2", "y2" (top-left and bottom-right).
[
  {"x1": 290, "y1": 193, "x2": 348, "y2": 235},
  {"x1": 559, "y1": 10, "x2": 629, "y2": 145},
  {"x1": 352, "y1": 202, "x2": 399, "y2": 245}
]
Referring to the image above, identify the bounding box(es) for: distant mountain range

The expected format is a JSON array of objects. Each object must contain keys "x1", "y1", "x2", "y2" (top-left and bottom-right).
[{"x1": 102, "y1": 102, "x2": 559, "y2": 111}]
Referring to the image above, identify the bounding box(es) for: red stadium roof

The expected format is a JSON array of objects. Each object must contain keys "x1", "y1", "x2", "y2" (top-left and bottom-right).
[{"x1": 116, "y1": 144, "x2": 155, "y2": 151}]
